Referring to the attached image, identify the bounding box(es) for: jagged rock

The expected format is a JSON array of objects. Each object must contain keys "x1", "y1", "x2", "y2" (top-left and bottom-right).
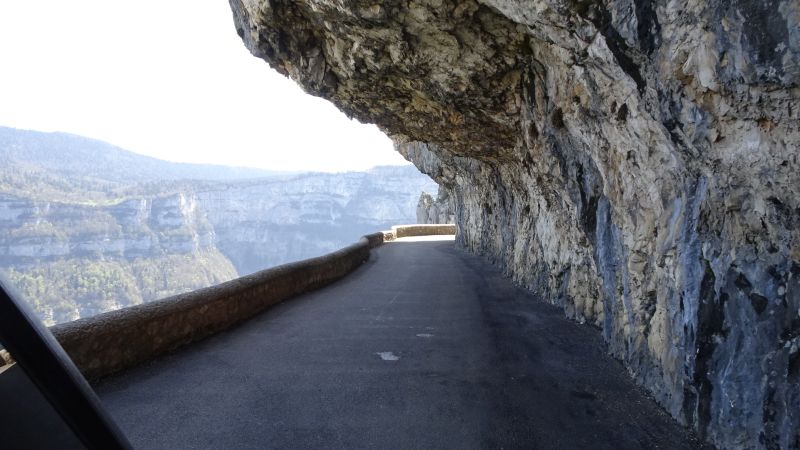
[
  {"x1": 230, "y1": 1, "x2": 800, "y2": 448},
  {"x1": 417, "y1": 187, "x2": 454, "y2": 224}
]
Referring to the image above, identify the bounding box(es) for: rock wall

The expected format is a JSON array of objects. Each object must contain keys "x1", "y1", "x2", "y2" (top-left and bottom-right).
[
  {"x1": 229, "y1": 1, "x2": 800, "y2": 448},
  {"x1": 417, "y1": 187, "x2": 455, "y2": 224}
]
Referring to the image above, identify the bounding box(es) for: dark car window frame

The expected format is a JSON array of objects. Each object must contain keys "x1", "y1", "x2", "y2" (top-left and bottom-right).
[{"x1": 0, "y1": 280, "x2": 131, "y2": 449}]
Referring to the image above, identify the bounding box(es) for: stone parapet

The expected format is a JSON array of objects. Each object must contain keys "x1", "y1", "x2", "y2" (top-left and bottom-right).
[
  {"x1": 384, "y1": 224, "x2": 457, "y2": 241},
  {"x1": 48, "y1": 228, "x2": 450, "y2": 380},
  {"x1": 51, "y1": 232, "x2": 387, "y2": 380}
]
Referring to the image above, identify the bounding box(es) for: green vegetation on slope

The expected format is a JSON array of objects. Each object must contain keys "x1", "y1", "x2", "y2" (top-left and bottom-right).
[{"x1": 2, "y1": 249, "x2": 238, "y2": 326}]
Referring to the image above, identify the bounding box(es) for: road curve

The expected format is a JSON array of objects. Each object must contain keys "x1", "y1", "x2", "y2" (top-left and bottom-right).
[{"x1": 97, "y1": 236, "x2": 705, "y2": 449}]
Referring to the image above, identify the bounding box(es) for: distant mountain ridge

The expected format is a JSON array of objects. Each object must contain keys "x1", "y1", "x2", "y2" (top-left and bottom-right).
[{"x1": 0, "y1": 126, "x2": 295, "y2": 183}]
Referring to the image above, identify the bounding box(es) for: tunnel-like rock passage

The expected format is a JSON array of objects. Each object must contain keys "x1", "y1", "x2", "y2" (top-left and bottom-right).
[
  {"x1": 228, "y1": 1, "x2": 799, "y2": 448},
  {"x1": 99, "y1": 237, "x2": 705, "y2": 449}
]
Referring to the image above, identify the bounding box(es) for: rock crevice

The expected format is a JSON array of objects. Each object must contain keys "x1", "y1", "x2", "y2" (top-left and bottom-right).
[{"x1": 230, "y1": 1, "x2": 800, "y2": 448}]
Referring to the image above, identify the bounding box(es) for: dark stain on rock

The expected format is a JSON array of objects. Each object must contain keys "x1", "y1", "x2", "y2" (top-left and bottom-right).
[
  {"x1": 641, "y1": 290, "x2": 658, "y2": 337},
  {"x1": 734, "y1": 272, "x2": 753, "y2": 291},
  {"x1": 767, "y1": 196, "x2": 796, "y2": 228},
  {"x1": 616, "y1": 103, "x2": 629, "y2": 122},
  {"x1": 662, "y1": 118, "x2": 685, "y2": 149},
  {"x1": 633, "y1": 0, "x2": 661, "y2": 55},
  {"x1": 528, "y1": 122, "x2": 539, "y2": 141},
  {"x1": 577, "y1": 2, "x2": 646, "y2": 92},
  {"x1": 766, "y1": 265, "x2": 782, "y2": 281},
  {"x1": 789, "y1": 350, "x2": 800, "y2": 380},
  {"x1": 552, "y1": 108, "x2": 565, "y2": 129},
  {"x1": 576, "y1": 164, "x2": 599, "y2": 236},
  {"x1": 781, "y1": 318, "x2": 800, "y2": 342},
  {"x1": 523, "y1": 152, "x2": 535, "y2": 177},
  {"x1": 557, "y1": 266, "x2": 572, "y2": 305},
  {"x1": 749, "y1": 293, "x2": 769, "y2": 314},
  {"x1": 791, "y1": 261, "x2": 800, "y2": 277},
  {"x1": 692, "y1": 259, "x2": 723, "y2": 439},
  {"x1": 762, "y1": 384, "x2": 780, "y2": 449},
  {"x1": 583, "y1": 195, "x2": 600, "y2": 237},
  {"x1": 732, "y1": 0, "x2": 789, "y2": 82}
]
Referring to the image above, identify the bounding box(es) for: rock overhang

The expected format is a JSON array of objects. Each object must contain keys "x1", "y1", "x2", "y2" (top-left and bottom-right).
[
  {"x1": 229, "y1": 1, "x2": 800, "y2": 448},
  {"x1": 230, "y1": 0, "x2": 532, "y2": 158}
]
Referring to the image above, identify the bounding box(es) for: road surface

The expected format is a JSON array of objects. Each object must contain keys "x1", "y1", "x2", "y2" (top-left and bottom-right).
[{"x1": 97, "y1": 236, "x2": 704, "y2": 449}]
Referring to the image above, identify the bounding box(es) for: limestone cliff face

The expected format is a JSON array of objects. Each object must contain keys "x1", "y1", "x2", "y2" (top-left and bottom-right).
[
  {"x1": 196, "y1": 166, "x2": 437, "y2": 274},
  {"x1": 417, "y1": 187, "x2": 455, "y2": 224},
  {"x1": 0, "y1": 193, "x2": 214, "y2": 264},
  {"x1": 230, "y1": 1, "x2": 800, "y2": 447}
]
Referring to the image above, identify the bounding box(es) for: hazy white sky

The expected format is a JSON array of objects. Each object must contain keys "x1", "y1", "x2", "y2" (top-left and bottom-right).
[{"x1": 0, "y1": 0, "x2": 408, "y2": 172}]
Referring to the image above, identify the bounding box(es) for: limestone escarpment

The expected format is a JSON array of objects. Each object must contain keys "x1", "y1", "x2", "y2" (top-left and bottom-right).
[
  {"x1": 196, "y1": 165, "x2": 438, "y2": 274},
  {"x1": 230, "y1": 1, "x2": 800, "y2": 448},
  {"x1": 417, "y1": 187, "x2": 455, "y2": 224},
  {"x1": 0, "y1": 191, "x2": 237, "y2": 324},
  {"x1": 1, "y1": 164, "x2": 435, "y2": 324}
]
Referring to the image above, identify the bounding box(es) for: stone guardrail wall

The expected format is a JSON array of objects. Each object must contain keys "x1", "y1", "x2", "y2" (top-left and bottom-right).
[
  {"x1": 50, "y1": 226, "x2": 455, "y2": 380},
  {"x1": 51, "y1": 232, "x2": 384, "y2": 380},
  {"x1": 383, "y1": 224, "x2": 457, "y2": 240}
]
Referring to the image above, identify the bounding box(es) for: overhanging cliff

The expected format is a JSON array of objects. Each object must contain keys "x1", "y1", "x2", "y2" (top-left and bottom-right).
[{"x1": 228, "y1": 1, "x2": 799, "y2": 448}]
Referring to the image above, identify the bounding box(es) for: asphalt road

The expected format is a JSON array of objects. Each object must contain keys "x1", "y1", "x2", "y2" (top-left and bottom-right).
[{"x1": 97, "y1": 236, "x2": 705, "y2": 449}]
